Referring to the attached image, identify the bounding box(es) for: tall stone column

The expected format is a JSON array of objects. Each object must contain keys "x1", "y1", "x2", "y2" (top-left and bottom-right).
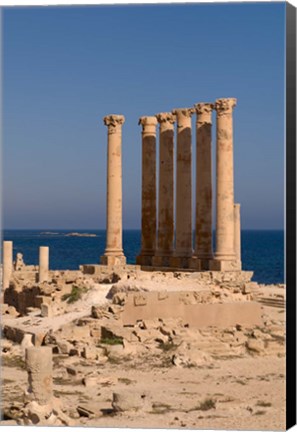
[
  {"x1": 101, "y1": 115, "x2": 126, "y2": 266},
  {"x1": 234, "y1": 203, "x2": 242, "y2": 268},
  {"x1": 25, "y1": 347, "x2": 53, "y2": 406},
  {"x1": 191, "y1": 103, "x2": 214, "y2": 271},
  {"x1": 136, "y1": 116, "x2": 157, "y2": 266},
  {"x1": 39, "y1": 246, "x2": 49, "y2": 283},
  {"x1": 2, "y1": 241, "x2": 13, "y2": 290},
  {"x1": 170, "y1": 108, "x2": 194, "y2": 269},
  {"x1": 152, "y1": 113, "x2": 175, "y2": 268},
  {"x1": 210, "y1": 98, "x2": 239, "y2": 271}
]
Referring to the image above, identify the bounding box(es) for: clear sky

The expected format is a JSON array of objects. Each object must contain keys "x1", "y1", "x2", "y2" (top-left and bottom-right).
[{"x1": 2, "y1": 2, "x2": 285, "y2": 230}]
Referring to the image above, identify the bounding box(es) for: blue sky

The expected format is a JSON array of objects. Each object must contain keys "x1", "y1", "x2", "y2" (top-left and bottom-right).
[{"x1": 2, "y1": 3, "x2": 285, "y2": 229}]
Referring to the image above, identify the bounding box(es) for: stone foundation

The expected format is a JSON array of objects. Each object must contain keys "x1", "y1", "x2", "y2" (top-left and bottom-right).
[{"x1": 121, "y1": 291, "x2": 262, "y2": 328}]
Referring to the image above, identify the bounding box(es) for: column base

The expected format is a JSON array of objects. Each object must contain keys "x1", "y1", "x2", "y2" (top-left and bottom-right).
[
  {"x1": 169, "y1": 256, "x2": 191, "y2": 269},
  {"x1": 100, "y1": 255, "x2": 126, "y2": 266},
  {"x1": 136, "y1": 255, "x2": 154, "y2": 266},
  {"x1": 209, "y1": 259, "x2": 241, "y2": 271},
  {"x1": 151, "y1": 255, "x2": 172, "y2": 267},
  {"x1": 188, "y1": 257, "x2": 202, "y2": 271}
]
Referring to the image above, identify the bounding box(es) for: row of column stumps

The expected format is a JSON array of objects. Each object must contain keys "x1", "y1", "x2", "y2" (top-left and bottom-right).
[
  {"x1": 136, "y1": 97, "x2": 242, "y2": 271},
  {"x1": 2, "y1": 241, "x2": 49, "y2": 290}
]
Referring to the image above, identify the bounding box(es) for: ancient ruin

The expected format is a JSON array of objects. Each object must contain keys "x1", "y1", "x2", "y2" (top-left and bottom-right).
[
  {"x1": 1, "y1": 99, "x2": 286, "y2": 429},
  {"x1": 137, "y1": 98, "x2": 241, "y2": 272}
]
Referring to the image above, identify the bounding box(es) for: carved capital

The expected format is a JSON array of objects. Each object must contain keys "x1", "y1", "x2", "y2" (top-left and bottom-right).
[
  {"x1": 155, "y1": 112, "x2": 176, "y2": 124},
  {"x1": 139, "y1": 116, "x2": 157, "y2": 136},
  {"x1": 138, "y1": 116, "x2": 158, "y2": 127},
  {"x1": 194, "y1": 103, "x2": 214, "y2": 116},
  {"x1": 172, "y1": 108, "x2": 194, "y2": 119},
  {"x1": 215, "y1": 98, "x2": 237, "y2": 116},
  {"x1": 103, "y1": 115, "x2": 125, "y2": 134}
]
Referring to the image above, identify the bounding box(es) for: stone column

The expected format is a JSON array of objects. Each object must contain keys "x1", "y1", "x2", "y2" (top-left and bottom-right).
[
  {"x1": 136, "y1": 116, "x2": 157, "y2": 266},
  {"x1": 170, "y1": 108, "x2": 194, "y2": 269},
  {"x1": 25, "y1": 347, "x2": 53, "y2": 405},
  {"x1": 2, "y1": 241, "x2": 13, "y2": 290},
  {"x1": 39, "y1": 246, "x2": 49, "y2": 283},
  {"x1": 210, "y1": 98, "x2": 239, "y2": 271},
  {"x1": 101, "y1": 115, "x2": 126, "y2": 266},
  {"x1": 152, "y1": 112, "x2": 175, "y2": 268},
  {"x1": 234, "y1": 203, "x2": 242, "y2": 268},
  {"x1": 191, "y1": 103, "x2": 214, "y2": 271}
]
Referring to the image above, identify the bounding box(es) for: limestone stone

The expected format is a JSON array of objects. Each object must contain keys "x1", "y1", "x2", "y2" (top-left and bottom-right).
[
  {"x1": 209, "y1": 98, "x2": 240, "y2": 271},
  {"x1": 152, "y1": 112, "x2": 175, "y2": 267},
  {"x1": 171, "y1": 108, "x2": 194, "y2": 268},
  {"x1": 3, "y1": 241, "x2": 13, "y2": 290},
  {"x1": 112, "y1": 390, "x2": 150, "y2": 412},
  {"x1": 41, "y1": 304, "x2": 53, "y2": 318},
  {"x1": 193, "y1": 103, "x2": 214, "y2": 270},
  {"x1": 234, "y1": 203, "x2": 242, "y2": 269},
  {"x1": 136, "y1": 116, "x2": 157, "y2": 266},
  {"x1": 25, "y1": 346, "x2": 53, "y2": 405},
  {"x1": 100, "y1": 115, "x2": 126, "y2": 266},
  {"x1": 15, "y1": 253, "x2": 25, "y2": 271},
  {"x1": 39, "y1": 247, "x2": 49, "y2": 283}
]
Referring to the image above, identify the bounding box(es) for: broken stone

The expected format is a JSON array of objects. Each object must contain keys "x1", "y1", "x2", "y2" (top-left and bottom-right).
[
  {"x1": 246, "y1": 338, "x2": 265, "y2": 354},
  {"x1": 112, "y1": 390, "x2": 150, "y2": 412},
  {"x1": 82, "y1": 346, "x2": 98, "y2": 360},
  {"x1": 41, "y1": 304, "x2": 53, "y2": 318},
  {"x1": 77, "y1": 405, "x2": 96, "y2": 418}
]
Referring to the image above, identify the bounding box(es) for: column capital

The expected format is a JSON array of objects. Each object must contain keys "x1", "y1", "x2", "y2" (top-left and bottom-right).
[
  {"x1": 194, "y1": 103, "x2": 214, "y2": 116},
  {"x1": 139, "y1": 116, "x2": 158, "y2": 137},
  {"x1": 103, "y1": 114, "x2": 125, "y2": 133},
  {"x1": 172, "y1": 107, "x2": 194, "y2": 118},
  {"x1": 215, "y1": 98, "x2": 237, "y2": 116},
  {"x1": 155, "y1": 112, "x2": 176, "y2": 124}
]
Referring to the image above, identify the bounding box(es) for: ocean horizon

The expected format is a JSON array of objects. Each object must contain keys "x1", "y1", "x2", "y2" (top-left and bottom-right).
[{"x1": 2, "y1": 229, "x2": 284, "y2": 285}]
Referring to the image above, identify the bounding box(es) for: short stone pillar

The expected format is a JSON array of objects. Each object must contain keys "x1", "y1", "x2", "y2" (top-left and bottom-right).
[
  {"x1": 170, "y1": 108, "x2": 194, "y2": 269},
  {"x1": 25, "y1": 347, "x2": 53, "y2": 405},
  {"x1": 136, "y1": 116, "x2": 157, "y2": 266},
  {"x1": 152, "y1": 112, "x2": 175, "y2": 268},
  {"x1": 101, "y1": 115, "x2": 126, "y2": 266},
  {"x1": 234, "y1": 203, "x2": 242, "y2": 268},
  {"x1": 210, "y1": 98, "x2": 239, "y2": 271},
  {"x1": 191, "y1": 103, "x2": 214, "y2": 271},
  {"x1": 39, "y1": 246, "x2": 49, "y2": 283},
  {"x1": 2, "y1": 241, "x2": 13, "y2": 290}
]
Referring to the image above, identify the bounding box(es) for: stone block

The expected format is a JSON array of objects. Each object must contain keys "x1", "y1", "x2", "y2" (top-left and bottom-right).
[
  {"x1": 112, "y1": 390, "x2": 150, "y2": 412},
  {"x1": 134, "y1": 293, "x2": 147, "y2": 306},
  {"x1": 169, "y1": 256, "x2": 191, "y2": 269},
  {"x1": 209, "y1": 259, "x2": 242, "y2": 271},
  {"x1": 41, "y1": 304, "x2": 53, "y2": 318},
  {"x1": 136, "y1": 255, "x2": 154, "y2": 266},
  {"x1": 188, "y1": 257, "x2": 202, "y2": 271}
]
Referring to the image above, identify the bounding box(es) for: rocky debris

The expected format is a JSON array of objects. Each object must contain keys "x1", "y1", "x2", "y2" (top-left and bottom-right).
[
  {"x1": 14, "y1": 253, "x2": 25, "y2": 271},
  {"x1": 1, "y1": 304, "x2": 19, "y2": 317}
]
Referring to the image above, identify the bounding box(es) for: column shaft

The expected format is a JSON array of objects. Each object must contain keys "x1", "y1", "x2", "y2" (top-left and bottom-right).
[
  {"x1": 2, "y1": 241, "x2": 13, "y2": 290},
  {"x1": 101, "y1": 115, "x2": 126, "y2": 266},
  {"x1": 39, "y1": 246, "x2": 49, "y2": 283},
  {"x1": 234, "y1": 203, "x2": 242, "y2": 264},
  {"x1": 171, "y1": 108, "x2": 194, "y2": 268},
  {"x1": 210, "y1": 98, "x2": 239, "y2": 271},
  {"x1": 136, "y1": 116, "x2": 157, "y2": 266},
  {"x1": 152, "y1": 113, "x2": 175, "y2": 267},
  {"x1": 25, "y1": 347, "x2": 53, "y2": 405},
  {"x1": 194, "y1": 103, "x2": 214, "y2": 270}
]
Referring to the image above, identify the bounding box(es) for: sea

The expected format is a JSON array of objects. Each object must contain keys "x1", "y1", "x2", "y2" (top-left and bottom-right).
[{"x1": 2, "y1": 230, "x2": 284, "y2": 285}]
